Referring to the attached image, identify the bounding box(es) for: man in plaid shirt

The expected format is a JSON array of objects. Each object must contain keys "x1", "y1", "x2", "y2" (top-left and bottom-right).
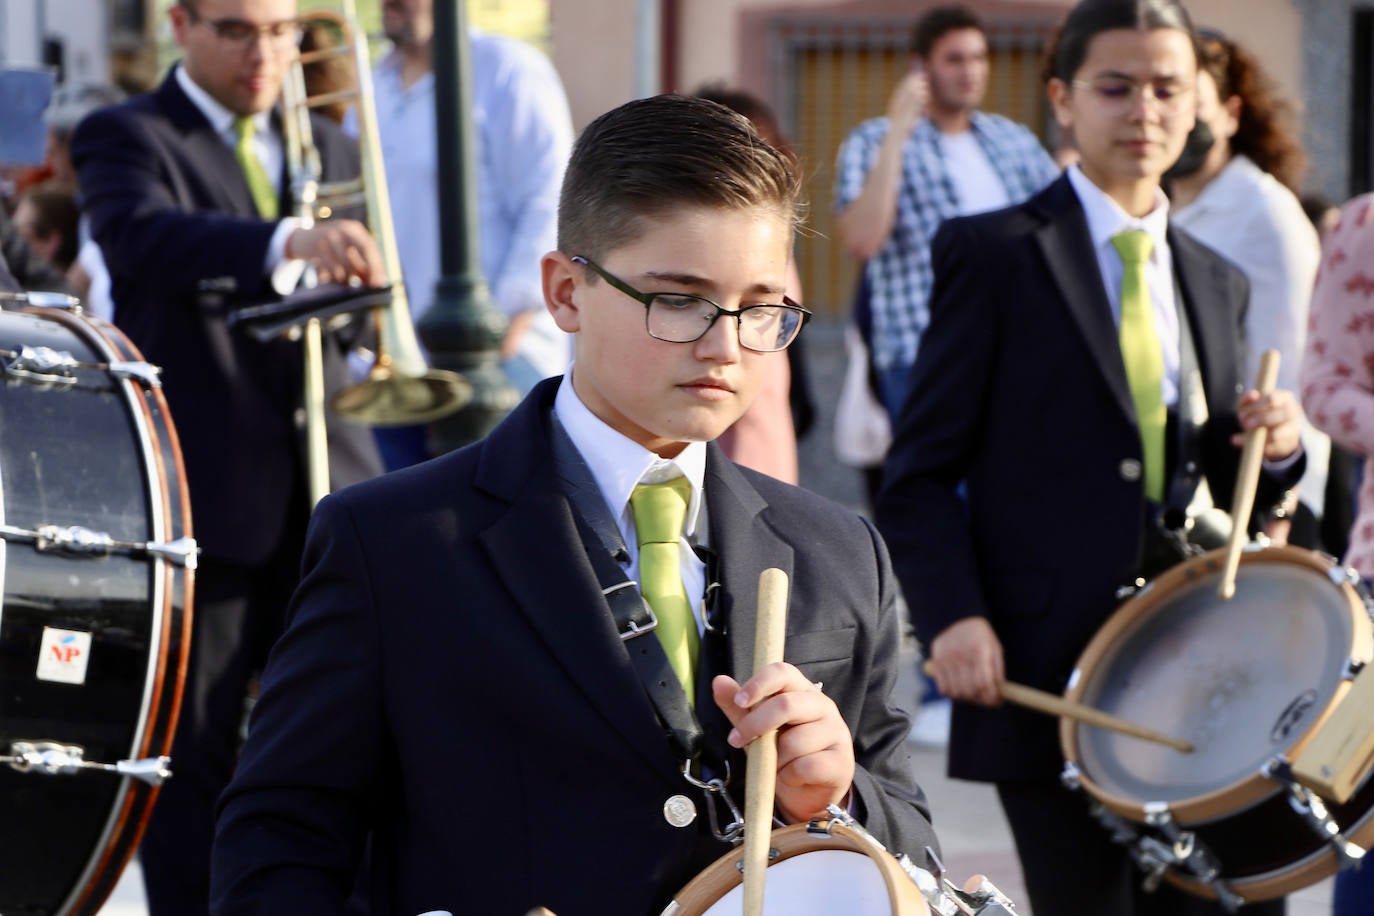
[{"x1": 835, "y1": 5, "x2": 1058, "y2": 421}]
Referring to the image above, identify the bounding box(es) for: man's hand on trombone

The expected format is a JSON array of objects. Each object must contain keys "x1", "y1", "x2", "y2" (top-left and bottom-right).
[{"x1": 287, "y1": 220, "x2": 385, "y2": 287}]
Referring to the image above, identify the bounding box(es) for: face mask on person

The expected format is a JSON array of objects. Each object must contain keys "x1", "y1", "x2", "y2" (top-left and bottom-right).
[{"x1": 1163, "y1": 120, "x2": 1217, "y2": 180}]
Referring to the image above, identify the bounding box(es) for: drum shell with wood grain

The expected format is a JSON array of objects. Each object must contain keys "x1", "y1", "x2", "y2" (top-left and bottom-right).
[
  {"x1": 0, "y1": 306, "x2": 193, "y2": 916},
  {"x1": 1061, "y1": 545, "x2": 1374, "y2": 903}
]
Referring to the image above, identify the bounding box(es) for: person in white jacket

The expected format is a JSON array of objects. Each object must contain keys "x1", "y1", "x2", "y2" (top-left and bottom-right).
[{"x1": 1168, "y1": 30, "x2": 1327, "y2": 545}]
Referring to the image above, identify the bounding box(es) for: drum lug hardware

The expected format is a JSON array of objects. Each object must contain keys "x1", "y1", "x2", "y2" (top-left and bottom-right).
[
  {"x1": 1346, "y1": 657, "x2": 1365, "y2": 680},
  {"x1": 1141, "y1": 802, "x2": 1240, "y2": 911},
  {"x1": 1115, "y1": 578, "x2": 1147, "y2": 601},
  {"x1": 732, "y1": 846, "x2": 779, "y2": 874},
  {"x1": 0, "y1": 523, "x2": 199, "y2": 569},
  {"x1": 1267, "y1": 756, "x2": 1367, "y2": 868},
  {"x1": 1089, "y1": 800, "x2": 1142, "y2": 846},
  {"x1": 1060, "y1": 760, "x2": 1082, "y2": 791},
  {"x1": 33, "y1": 524, "x2": 115, "y2": 556},
  {"x1": 108, "y1": 360, "x2": 163, "y2": 388},
  {"x1": 3, "y1": 740, "x2": 172, "y2": 786},
  {"x1": 1330, "y1": 565, "x2": 1359, "y2": 587},
  {"x1": 4, "y1": 345, "x2": 80, "y2": 386},
  {"x1": 0, "y1": 290, "x2": 81, "y2": 310}
]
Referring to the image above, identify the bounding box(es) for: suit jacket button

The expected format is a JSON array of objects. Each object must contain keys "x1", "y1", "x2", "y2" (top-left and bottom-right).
[
  {"x1": 1119, "y1": 458, "x2": 1142, "y2": 482},
  {"x1": 663, "y1": 794, "x2": 697, "y2": 828},
  {"x1": 293, "y1": 407, "x2": 307, "y2": 429}
]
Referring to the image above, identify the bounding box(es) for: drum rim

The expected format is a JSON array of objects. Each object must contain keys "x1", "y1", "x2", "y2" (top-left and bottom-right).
[
  {"x1": 663, "y1": 821, "x2": 929, "y2": 915},
  {"x1": 1061, "y1": 545, "x2": 1374, "y2": 824}
]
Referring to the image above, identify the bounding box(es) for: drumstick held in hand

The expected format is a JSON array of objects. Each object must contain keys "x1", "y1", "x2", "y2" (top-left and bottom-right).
[
  {"x1": 1218, "y1": 349, "x2": 1281, "y2": 601},
  {"x1": 743, "y1": 568, "x2": 789, "y2": 916},
  {"x1": 922, "y1": 662, "x2": 1193, "y2": 753}
]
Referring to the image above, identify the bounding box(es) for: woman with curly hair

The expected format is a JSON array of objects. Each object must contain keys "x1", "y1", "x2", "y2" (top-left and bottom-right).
[{"x1": 1168, "y1": 30, "x2": 1328, "y2": 548}]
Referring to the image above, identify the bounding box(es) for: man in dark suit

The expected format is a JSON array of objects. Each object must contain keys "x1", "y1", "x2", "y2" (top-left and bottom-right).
[
  {"x1": 210, "y1": 94, "x2": 939, "y2": 916},
  {"x1": 69, "y1": 1, "x2": 385, "y2": 912},
  {"x1": 876, "y1": 2, "x2": 1303, "y2": 914}
]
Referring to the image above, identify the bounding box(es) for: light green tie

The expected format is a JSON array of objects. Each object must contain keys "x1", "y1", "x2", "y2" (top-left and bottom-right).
[
  {"x1": 1112, "y1": 229, "x2": 1166, "y2": 503},
  {"x1": 630, "y1": 478, "x2": 700, "y2": 705},
  {"x1": 233, "y1": 116, "x2": 279, "y2": 219}
]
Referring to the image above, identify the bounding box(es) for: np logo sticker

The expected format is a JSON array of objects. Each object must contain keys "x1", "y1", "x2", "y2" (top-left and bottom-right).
[{"x1": 36, "y1": 628, "x2": 93, "y2": 684}]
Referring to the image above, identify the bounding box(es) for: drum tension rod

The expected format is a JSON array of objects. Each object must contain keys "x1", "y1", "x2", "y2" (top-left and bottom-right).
[
  {"x1": 3, "y1": 740, "x2": 171, "y2": 786},
  {"x1": 0, "y1": 523, "x2": 198, "y2": 569},
  {"x1": 2, "y1": 344, "x2": 162, "y2": 389}
]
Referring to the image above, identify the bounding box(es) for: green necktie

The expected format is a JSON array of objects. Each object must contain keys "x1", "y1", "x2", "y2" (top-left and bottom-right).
[
  {"x1": 630, "y1": 478, "x2": 700, "y2": 705},
  {"x1": 233, "y1": 116, "x2": 279, "y2": 220},
  {"x1": 1112, "y1": 229, "x2": 1166, "y2": 503}
]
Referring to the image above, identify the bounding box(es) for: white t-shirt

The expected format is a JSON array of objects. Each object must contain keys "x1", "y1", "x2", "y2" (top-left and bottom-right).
[{"x1": 938, "y1": 130, "x2": 1011, "y2": 216}]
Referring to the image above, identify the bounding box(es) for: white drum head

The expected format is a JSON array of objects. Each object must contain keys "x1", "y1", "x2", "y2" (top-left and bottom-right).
[{"x1": 698, "y1": 849, "x2": 895, "y2": 915}]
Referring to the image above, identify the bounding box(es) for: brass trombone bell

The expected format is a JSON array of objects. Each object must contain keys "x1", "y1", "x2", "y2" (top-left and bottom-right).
[{"x1": 331, "y1": 353, "x2": 473, "y2": 426}]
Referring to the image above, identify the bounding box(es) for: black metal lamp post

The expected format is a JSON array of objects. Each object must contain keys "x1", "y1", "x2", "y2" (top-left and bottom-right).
[{"x1": 418, "y1": 0, "x2": 519, "y2": 455}]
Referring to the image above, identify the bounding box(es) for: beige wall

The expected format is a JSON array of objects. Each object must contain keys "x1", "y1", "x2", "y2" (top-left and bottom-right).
[{"x1": 553, "y1": 0, "x2": 1307, "y2": 132}]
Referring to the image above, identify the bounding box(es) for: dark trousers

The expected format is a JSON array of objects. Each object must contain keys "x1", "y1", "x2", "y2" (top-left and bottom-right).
[
  {"x1": 140, "y1": 512, "x2": 306, "y2": 916},
  {"x1": 996, "y1": 781, "x2": 1286, "y2": 916}
]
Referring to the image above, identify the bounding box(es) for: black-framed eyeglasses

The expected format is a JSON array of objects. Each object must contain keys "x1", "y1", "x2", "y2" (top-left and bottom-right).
[
  {"x1": 183, "y1": 4, "x2": 302, "y2": 52},
  {"x1": 572, "y1": 256, "x2": 811, "y2": 353}
]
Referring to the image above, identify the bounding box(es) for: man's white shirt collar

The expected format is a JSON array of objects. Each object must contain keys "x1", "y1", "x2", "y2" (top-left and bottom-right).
[
  {"x1": 1066, "y1": 164, "x2": 1170, "y2": 258},
  {"x1": 175, "y1": 64, "x2": 270, "y2": 142},
  {"x1": 554, "y1": 370, "x2": 706, "y2": 540}
]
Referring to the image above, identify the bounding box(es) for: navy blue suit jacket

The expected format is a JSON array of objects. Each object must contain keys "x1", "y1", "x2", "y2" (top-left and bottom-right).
[
  {"x1": 211, "y1": 377, "x2": 938, "y2": 916},
  {"x1": 876, "y1": 174, "x2": 1302, "y2": 783},
  {"x1": 70, "y1": 68, "x2": 381, "y2": 565}
]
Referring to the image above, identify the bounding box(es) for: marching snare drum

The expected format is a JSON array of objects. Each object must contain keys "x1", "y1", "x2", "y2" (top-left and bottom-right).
[
  {"x1": 660, "y1": 810, "x2": 1019, "y2": 915},
  {"x1": 0, "y1": 304, "x2": 194, "y2": 916},
  {"x1": 1062, "y1": 545, "x2": 1374, "y2": 906}
]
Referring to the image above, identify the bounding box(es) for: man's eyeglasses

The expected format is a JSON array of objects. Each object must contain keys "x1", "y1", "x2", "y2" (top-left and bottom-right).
[
  {"x1": 1070, "y1": 76, "x2": 1193, "y2": 116},
  {"x1": 572, "y1": 256, "x2": 811, "y2": 353},
  {"x1": 184, "y1": 5, "x2": 302, "y2": 52}
]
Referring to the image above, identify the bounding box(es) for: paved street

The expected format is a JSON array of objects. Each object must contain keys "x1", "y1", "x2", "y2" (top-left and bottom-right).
[{"x1": 99, "y1": 318, "x2": 1335, "y2": 914}]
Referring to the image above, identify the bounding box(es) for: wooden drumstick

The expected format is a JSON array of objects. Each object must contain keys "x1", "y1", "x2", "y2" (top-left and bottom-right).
[
  {"x1": 922, "y1": 662, "x2": 1194, "y2": 753},
  {"x1": 1218, "y1": 349, "x2": 1281, "y2": 601},
  {"x1": 743, "y1": 568, "x2": 789, "y2": 916}
]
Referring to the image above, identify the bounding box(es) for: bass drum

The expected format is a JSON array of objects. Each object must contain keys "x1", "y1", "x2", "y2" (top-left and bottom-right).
[
  {"x1": 1062, "y1": 545, "x2": 1374, "y2": 904},
  {"x1": 0, "y1": 305, "x2": 194, "y2": 916}
]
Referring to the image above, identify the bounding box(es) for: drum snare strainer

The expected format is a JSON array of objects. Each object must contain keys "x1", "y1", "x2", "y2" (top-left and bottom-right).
[{"x1": 1061, "y1": 545, "x2": 1374, "y2": 909}]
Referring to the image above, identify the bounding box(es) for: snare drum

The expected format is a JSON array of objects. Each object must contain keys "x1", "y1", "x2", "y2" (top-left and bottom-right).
[
  {"x1": 661, "y1": 820, "x2": 931, "y2": 915},
  {"x1": 0, "y1": 305, "x2": 194, "y2": 916},
  {"x1": 1062, "y1": 545, "x2": 1374, "y2": 905}
]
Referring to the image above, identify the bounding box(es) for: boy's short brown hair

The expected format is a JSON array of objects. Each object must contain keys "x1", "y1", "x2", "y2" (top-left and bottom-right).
[{"x1": 557, "y1": 94, "x2": 801, "y2": 264}]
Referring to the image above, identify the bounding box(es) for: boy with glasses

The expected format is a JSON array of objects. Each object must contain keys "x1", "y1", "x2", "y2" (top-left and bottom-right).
[
  {"x1": 211, "y1": 94, "x2": 939, "y2": 915},
  {"x1": 70, "y1": 1, "x2": 387, "y2": 912}
]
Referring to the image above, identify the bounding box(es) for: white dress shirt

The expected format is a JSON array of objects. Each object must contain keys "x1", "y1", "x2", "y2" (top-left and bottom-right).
[
  {"x1": 1173, "y1": 155, "x2": 1327, "y2": 512},
  {"x1": 175, "y1": 64, "x2": 300, "y2": 290},
  {"x1": 554, "y1": 371, "x2": 708, "y2": 632}
]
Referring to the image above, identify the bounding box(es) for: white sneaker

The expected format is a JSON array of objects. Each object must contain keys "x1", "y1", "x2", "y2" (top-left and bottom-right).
[{"x1": 908, "y1": 698, "x2": 952, "y2": 748}]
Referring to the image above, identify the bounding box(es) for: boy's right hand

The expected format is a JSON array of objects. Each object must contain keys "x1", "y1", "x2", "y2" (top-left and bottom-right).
[
  {"x1": 926, "y1": 616, "x2": 1004, "y2": 707},
  {"x1": 887, "y1": 67, "x2": 929, "y2": 135}
]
